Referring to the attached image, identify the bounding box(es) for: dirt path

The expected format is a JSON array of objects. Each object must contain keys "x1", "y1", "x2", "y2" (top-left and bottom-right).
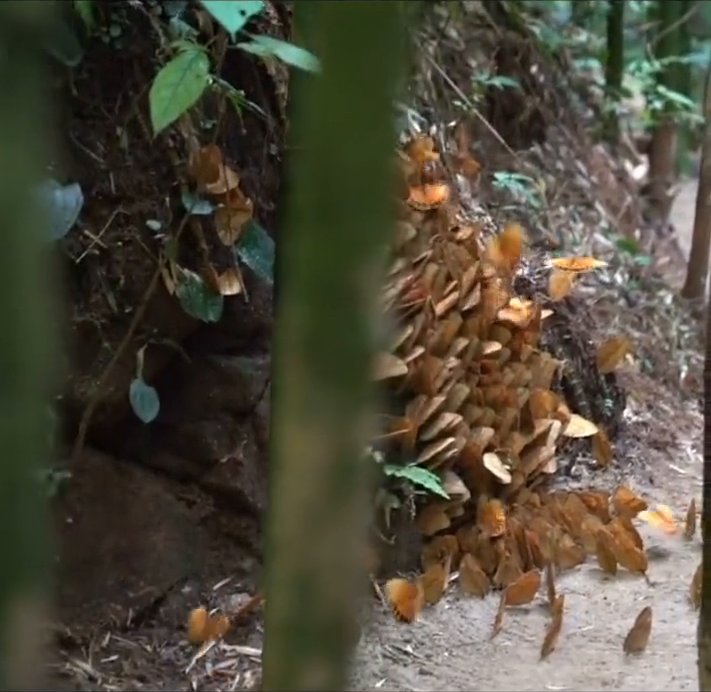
[{"x1": 351, "y1": 372, "x2": 702, "y2": 691}]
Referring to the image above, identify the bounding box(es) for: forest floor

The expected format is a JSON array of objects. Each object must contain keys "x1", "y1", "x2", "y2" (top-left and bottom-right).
[
  {"x1": 46, "y1": 4, "x2": 708, "y2": 691},
  {"x1": 350, "y1": 179, "x2": 704, "y2": 692},
  {"x1": 48, "y1": 186, "x2": 705, "y2": 692}
]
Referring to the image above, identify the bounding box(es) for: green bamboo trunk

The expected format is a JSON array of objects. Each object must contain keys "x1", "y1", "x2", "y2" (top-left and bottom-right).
[
  {"x1": 262, "y1": 2, "x2": 407, "y2": 690},
  {"x1": 0, "y1": 2, "x2": 55, "y2": 689},
  {"x1": 701, "y1": 276, "x2": 711, "y2": 687}
]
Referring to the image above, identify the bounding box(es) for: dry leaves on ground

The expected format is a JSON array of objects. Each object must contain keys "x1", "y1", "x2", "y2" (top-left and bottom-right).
[
  {"x1": 540, "y1": 593, "x2": 565, "y2": 660},
  {"x1": 623, "y1": 606, "x2": 652, "y2": 655},
  {"x1": 385, "y1": 578, "x2": 425, "y2": 623},
  {"x1": 187, "y1": 607, "x2": 231, "y2": 645},
  {"x1": 684, "y1": 498, "x2": 697, "y2": 540}
]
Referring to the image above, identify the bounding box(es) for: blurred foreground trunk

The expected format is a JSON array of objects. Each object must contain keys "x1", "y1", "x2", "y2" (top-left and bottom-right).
[
  {"x1": 262, "y1": 1, "x2": 406, "y2": 690},
  {"x1": 0, "y1": 2, "x2": 55, "y2": 689},
  {"x1": 701, "y1": 260, "x2": 711, "y2": 688}
]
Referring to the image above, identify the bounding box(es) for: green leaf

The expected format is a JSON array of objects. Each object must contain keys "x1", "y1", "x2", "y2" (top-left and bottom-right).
[
  {"x1": 201, "y1": 0, "x2": 264, "y2": 38},
  {"x1": 129, "y1": 377, "x2": 160, "y2": 423},
  {"x1": 73, "y1": 0, "x2": 95, "y2": 31},
  {"x1": 181, "y1": 190, "x2": 214, "y2": 215},
  {"x1": 238, "y1": 34, "x2": 321, "y2": 73},
  {"x1": 175, "y1": 269, "x2": 224, "y2": 322},
  {"x1": 473, "y1": 72, "x2": 520, "y2": 91},
  {"x1": 615, "y1": 236, "x2": 642, "y2": 255},
  {"x1": 234, "y1": 221, "x2": 274, "y2": 283},
  {"x1": 149, "y1": 48, "x2": 210, "y2": 136},
  {"x1": 382, "y1": 464, "x2": 449, "y2": 499},
  {"x1": 36, "y1": 178, "x2": 84, "y2": 240},
  {"x1": 655, "y1": 85, "x2": 696, "y2": 111}
]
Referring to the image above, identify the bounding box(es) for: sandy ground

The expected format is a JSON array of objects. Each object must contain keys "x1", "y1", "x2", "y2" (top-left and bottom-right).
[
  {"x1": 671, "y1": 179, "x2": 699, "y2": 261},
  {"x1": 349, "y1": 188, "x2": 704, "y2": 692}
]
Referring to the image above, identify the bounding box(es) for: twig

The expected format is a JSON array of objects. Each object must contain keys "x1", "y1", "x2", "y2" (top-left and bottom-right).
[
  {"x1": 185, "y1": 639, "x2": 217, "y2": 674},
  {"x1": 71, "y1": 208, "x2": 193, "y2": 462},
  {"x1": 75, "y1": 207, "x2": 126, "y2": 264},
  {"x1": 70, "y1": 265, "x2": 161, "y2": 462},
  {"x1": 422, "y1": 52, "x2": 520, "y2": 161}
]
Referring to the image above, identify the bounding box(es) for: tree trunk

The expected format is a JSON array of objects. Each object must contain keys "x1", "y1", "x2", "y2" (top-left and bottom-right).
[
  {"x1": 0, "y1": 2, "x2": 55, "y2": 688},
  {"x1": 571, "y1": 1, "x2": 589, "y2": 25},
  {"x1": 261, "y1": 1, "x2": 405, "y2": 690},
  {"x1": 675, "y1": 0, "x2": 695, "y2": 174},
  {"x1": 682, "y1": 65, "x2": 711, "y2": 299},
  {"x1": 604, "y1": 0, "x2": 625, "y2": 143},
  {"x1": 648, "y1": 0, "x2": 682, "y2": 220}
]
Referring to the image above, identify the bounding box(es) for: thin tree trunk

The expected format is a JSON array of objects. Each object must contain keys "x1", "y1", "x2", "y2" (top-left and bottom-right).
[
  {"x1": 0, "y1": 2, "x2": 55, "y2": 688},
  {"x1": 682, "y1": 65, "x2": 711, "y2": 299},
  {"x1": 571, "y1": 1, "x2": 588, "y2": 25},
  {"x1": 675, "y1": 0, "x2": 695, "y2": 174},
  {"x1": 604, "y1": 0, "x2": 625, "y2": 143},
  {"x1": 648, "y1": 0, "x2": 682, "y2": 220},
  {"x1": 261, "y1": 1, "x2": 406, "y2": 690}
]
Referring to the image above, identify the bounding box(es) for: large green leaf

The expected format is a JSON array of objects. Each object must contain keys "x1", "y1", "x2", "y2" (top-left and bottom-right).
[
  {"x1": 382, "y1": 464, "x2": 449, "y2": 499},
  {"x1": 175, "y1": 269, "x2": 224, "y2": 322},
  {"x1": 129, "y1": 377, "x2": 160, "y2": 423},
  {"x1": 149, "y1": 48, "x2": 210, "y2": 136},
  {"x1": 201, "y1": 0, "x2": 263, "y2": 38},
  {"x1": 234, "y1": 220, "x2": 274, "y2": 283},
  {"x1": 238, "y1": 34, "x2": 321, "y2": 73}
]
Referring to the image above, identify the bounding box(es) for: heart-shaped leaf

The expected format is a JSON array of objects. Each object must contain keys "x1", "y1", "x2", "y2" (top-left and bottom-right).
[
  {"x1": 234, "y1": 220, "x2": 274, "y2": 283},
  {"x1": 201, "y1": 0, "x2": 264, "y2": 38},
  {"x1": 129, "y1": 377, "x2": 160, "y2": 423},
  {"x1": 181, "y1": 190, "x2": 214, "y2": 215},
  {"x1": 149, "y1": 48, "x2": 210, "y2": 136},
  {"x1": 36, "y1": 179, "x2": 84, "y2": 240},
  {"x1": 176, "y1": 269, "x2": 224, "y2": 322}
]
